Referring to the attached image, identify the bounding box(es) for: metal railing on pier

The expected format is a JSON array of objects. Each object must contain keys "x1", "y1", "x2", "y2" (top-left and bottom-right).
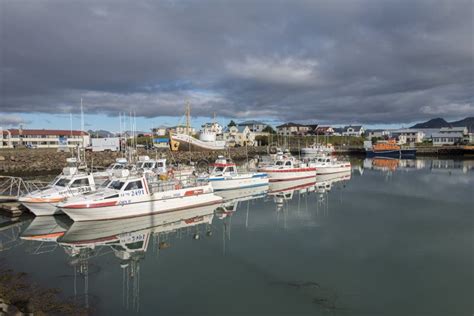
[{"x1": 0, "y1": 176, "x2": 49, "y2": 201}]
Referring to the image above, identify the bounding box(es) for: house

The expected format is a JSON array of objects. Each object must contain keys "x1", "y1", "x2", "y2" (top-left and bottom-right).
[
  {"x1": 315, "y1": 126, "x2": 335, "y2": 135},
  {"x1": 432, "y1": 132, "x2": 464, "y2": 146},
  {"x1": 439, "y1": 127, "x2": 468, "y2": 135},
  {"x1": 431, "y1": 126, "x2": 468, "y2": 146},
  {"x1": 201, "y1": 122, "x2": 223, "y2": 135},
  {"x1": 366, "y1": 129, "x2": 391, "y2": 139},
  {"x1": 276, "y1": 123, "x2": 311, "y2": 136},
  {"x1": 332, "y1": 127, "x2": 344, "y2": 136},
  {"x1": 223, "y1": 125, "x2": 256, "y2": 147},
  {"x1": 1, "y1": 128, "x2": 90, "y2": 148},
  {"x1": 391, "y1": 129, "x2": 425, "y2": 144},
  {"x1": 237, "y1": 120, "x2": 268, "y2": 133},
  {"x1": 342, "y1": 125, "x2": 365, "y2": 137},
  {"x1": 152, "y1": 126, "x2": 169, "y2": 136}
]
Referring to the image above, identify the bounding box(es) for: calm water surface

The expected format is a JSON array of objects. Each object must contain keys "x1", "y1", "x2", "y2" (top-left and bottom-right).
[{"x1": 1, "y1": 158, "x2": 473, "y2": 315}]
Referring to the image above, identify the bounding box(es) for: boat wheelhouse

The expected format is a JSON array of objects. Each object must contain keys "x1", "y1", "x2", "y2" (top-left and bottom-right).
[
  {"x1": 93, "y1": 158, "x2": 129, "y2": 184},
  {"x1": 19, "y1": 158, "x2": 96, "y2": 216}
]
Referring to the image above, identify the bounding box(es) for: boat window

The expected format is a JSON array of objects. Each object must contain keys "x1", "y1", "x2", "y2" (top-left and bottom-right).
[
  {"x1": 214, "y1": 166, "x2": 224, "y2": 172},
  {"x1": 227, "y1": 166, "x2": 236, "y2": 173},
  {"x1": 109, "y1": 180, "x2": 125, "y2": 190},
  {"x1": 124, "y1": 180, "x2": 143, "y2": 191},
  {"x1": 144, "y1": 162, "x2": 154, "y2": 169},
  {"x1": 54, "y1": 178, "x2": 70, "y2": 187},
  {"x1": 100, "y1": 180, "x2": 111, "y2": 188},
  {"x1": 136, "y1": 162, "x2": 144, "y2": 168},
  {"x1": 113, "y1": 164, "x2": 124, "y2": 170},
  {"x1": 285, "y1": 161, "x2": 292, "y2": 166},
  {"x1": 70, "y1": 178, "x2": 90, "y2": 188},
  {"x1": 157, "y1": 162, "x2": 164, "y2": 167},
  {"x1": 276, "y1": 161, "x2": 284, "y2": 166}
]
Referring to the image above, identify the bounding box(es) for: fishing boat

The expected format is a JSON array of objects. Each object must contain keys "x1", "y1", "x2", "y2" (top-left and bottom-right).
[
  {"x1": 366, "y1": 139, "x2": 416, "y2": 158},
  {"x1": 308, "y1": 156, "x2": 351, "y2": 174},
  {"x1": 301, "y1": 143, "x2": 334, "y2": 155},
  {"x1": 58, "y1": 170, "x2": 222, "y2": 221},
  {"x1": 258, "y1": 155, "x2": 316, "y2": 182},
  {"x1": 204, "y1": 156, "x2": 268, "y2": 191},
  {"x1": 19, "y1": 158, "x2": 96, "y2": 216}
]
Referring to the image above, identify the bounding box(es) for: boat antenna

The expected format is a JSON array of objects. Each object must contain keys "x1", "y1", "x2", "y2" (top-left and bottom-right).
[{"x1": 80, "y1": 98, "x2": 84, "y2": 135}]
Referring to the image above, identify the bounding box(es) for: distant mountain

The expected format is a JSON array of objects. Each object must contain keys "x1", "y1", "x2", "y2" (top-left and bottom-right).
[
  {"x1": 411, "y1": 117, "x2": 474, "y2": 131},
  {"x1": 88, "y1": 129, "x2": 114, "y2": 137},
  {"x1": 411, "y1": 118, "x2": 450, "y2": 129},
  {"x1": 450, "y1": 117, "x2": 474, "y2": 131}
]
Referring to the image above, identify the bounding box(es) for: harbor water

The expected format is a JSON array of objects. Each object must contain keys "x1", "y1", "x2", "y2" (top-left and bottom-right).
[{"x1": 1, "y1": 158, "x2": 473, "y2": 315}]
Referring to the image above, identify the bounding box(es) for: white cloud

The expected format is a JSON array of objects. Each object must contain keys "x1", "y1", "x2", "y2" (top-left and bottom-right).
[
  {"x1": 0, "y1": 114, "x2": 29, "y2": 127},
  {"x1": 226, "y1": 56, "x2": 319, "y2": 86},
  {"x1": 420, "y1": 103, "x2": 473, "y2": 116}
]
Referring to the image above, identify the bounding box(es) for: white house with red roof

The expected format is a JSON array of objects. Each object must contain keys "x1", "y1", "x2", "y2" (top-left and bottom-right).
[{"x1": 0, "y1": 128, "x2": 90, "y2": 149}]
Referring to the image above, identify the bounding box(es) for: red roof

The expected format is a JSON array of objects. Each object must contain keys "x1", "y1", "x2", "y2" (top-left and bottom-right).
[{"x1": 5, "y1": 129, "x2": 88, "y2": 136}]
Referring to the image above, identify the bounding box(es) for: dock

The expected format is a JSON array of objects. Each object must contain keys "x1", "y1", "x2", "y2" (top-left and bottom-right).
[{"x1": 0, "y1": 202, "x2": 27, "y2": 217}]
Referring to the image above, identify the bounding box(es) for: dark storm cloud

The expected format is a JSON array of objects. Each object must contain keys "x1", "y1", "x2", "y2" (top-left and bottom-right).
[{"x1": 1, "y1": 0, "x2": 473, "y2": 124}]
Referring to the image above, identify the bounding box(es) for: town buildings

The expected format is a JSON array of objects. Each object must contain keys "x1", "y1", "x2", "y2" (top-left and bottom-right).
[
  {"x1": 0, "y1": 128, "x2": 90, "y2": 149},
  {"x1": 223, "y1": 125, "x2": 256, "y2": 147},
  {"x1": 390, "y1": 129, "x2": 425, "y2": 144},
  {"x1": 237, "y1": 120, "x2": 268, "y2": 133},
  {"x1": 276, "y1": 123, "x2": 311, "y2": 136},
  {"x1": 342, "y1": 125, "x2": 365, "y2": 137}
]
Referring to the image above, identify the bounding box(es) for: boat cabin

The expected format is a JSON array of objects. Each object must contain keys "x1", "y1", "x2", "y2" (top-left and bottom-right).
[
  {"x1": 52, "y1": 172, "x2": 96, "y2": 194},
  {"x1": 211, "y1": 156, "x2": 237, "y2": 176},
  {"x1": 274, "y1": 158, "x2": 297, "y2": 169},
  {"x1": 136, "y1": 156, "x2": 167, "y2": 174},
  {"x1": 107, "y1": 158, "x2": 128, "y2": 171}
]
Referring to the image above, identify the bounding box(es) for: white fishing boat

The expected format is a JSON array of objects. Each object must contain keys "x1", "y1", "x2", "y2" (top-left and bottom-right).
[
  {"x1": 308, "y1": 156, "x2": 351, "y2": 174},
  {"x1": 19, "y1": 158, "x2": 96, "y2": 216},
  {"x1": 258, "y1": 155, "x2": 316, "y2": 182},
  {"x1": 58, "y1": 170, "x2": 222, "y2": 221},
  {"x1": 205, "y1": 156, "x2": 268, "y2": 191},
  {"x1": 301, "y1": 143, "x2": 334, "y2": 155}
]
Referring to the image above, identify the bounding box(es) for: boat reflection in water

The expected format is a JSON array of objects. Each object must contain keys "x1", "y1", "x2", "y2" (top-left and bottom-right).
[
  {"x1": 19, "y1": 204, "x2": 220, "y2": 312},
  {"x1": 267, "y1": 172, "x2": 351, "y2": 209},
  {"x1": 21, "y1": 215, "x2": 72, "y2": 243},
  {"x1": 268, "y1": 177, "x2": 317, "y2": 210},
  {"x1": 214, "y1": 185, "x2": 269, "y2": 219}
]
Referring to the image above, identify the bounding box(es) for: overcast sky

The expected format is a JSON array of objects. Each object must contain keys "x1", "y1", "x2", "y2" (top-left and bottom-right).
[{"x1": 1, "y1": 0, "x2": 473, "y2": 130}]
